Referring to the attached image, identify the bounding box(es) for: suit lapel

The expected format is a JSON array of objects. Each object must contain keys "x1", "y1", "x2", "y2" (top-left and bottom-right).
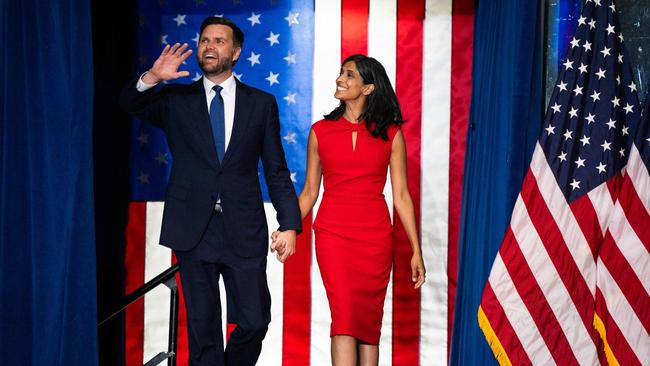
[
  {"x1": 187, "y1": 78, "x2": 220, "y2": 169},
  {"x1": 222, "y1": 80, "x2": 253, "y2": 165}
]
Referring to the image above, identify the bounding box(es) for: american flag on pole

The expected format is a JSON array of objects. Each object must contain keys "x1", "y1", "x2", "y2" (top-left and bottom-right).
[
  {"x1": 124, "y1": 0, "x2": 474, "y2": 365},
  {"x1": 478, "y1": 0, "x2": 648, "y2": 365},
  {"x1": 594, "y1": 89, "x2": 650, "y2": 364}
]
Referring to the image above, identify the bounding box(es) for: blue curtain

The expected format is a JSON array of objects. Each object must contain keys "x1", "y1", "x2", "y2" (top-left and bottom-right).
[
  {"x1": 0, "y1": 0, "x2": 98, "y2": 364},
  {"x1": 449, "y1": 1, "x2": 542, "y2": 365}
]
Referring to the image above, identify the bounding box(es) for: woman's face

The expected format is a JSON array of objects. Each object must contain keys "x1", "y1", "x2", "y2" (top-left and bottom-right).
[{"x1": 334, "y1": 61, "x2": 372, "y2": 102}]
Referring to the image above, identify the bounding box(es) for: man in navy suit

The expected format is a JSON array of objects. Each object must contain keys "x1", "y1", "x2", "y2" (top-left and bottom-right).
[{"x1": 121, "y1": 17, "x2": 301, "y2": 366}]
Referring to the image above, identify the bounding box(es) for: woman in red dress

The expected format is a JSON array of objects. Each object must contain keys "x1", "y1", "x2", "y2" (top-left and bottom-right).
[{"x1": 273, "y1": 54, "x2": 425, "y2": 365}]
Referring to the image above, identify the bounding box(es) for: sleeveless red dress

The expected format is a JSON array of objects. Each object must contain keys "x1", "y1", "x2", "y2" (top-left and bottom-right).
[{"x1": 312, "y1": 117, "x2": 398, "y2": 345}]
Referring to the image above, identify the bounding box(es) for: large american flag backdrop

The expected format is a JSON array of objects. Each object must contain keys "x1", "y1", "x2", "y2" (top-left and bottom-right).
[
  {"x1": 479, "y1": 0, "x2": 648, "y2": 365},
  {"x1": 124, "y1": 0, "x2": 474, "y2": 365}
]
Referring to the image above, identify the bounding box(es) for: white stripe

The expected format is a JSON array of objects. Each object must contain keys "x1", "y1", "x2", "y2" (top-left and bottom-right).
[
  {"x1": 587, "y1": 182, "x2": 614, "y2": 236},
  {"x1": 311, "y1": 0, "x2": 342, "y2": 120},
  {"x1": 420, "y1": 0, "x2": 452, "y2": 364},
  {"x1": 369, "y1": 0, "x2": 396, "y2": 225},
  {"x1": 597, "y1": 257, "x2": 650, "y2": 362},
  {"x1": 143, "y1": 202, "x2": 171, "y2": 362},
  {"x1": 529, "y1": 143, "x2": 597, "y2": 294},
  {"x1": 627, "y1": 145, "x2": 650, "y2": 213},
  {"x1": 488, "y1": 254, "x2": 556, "y2": 365},
  {"x1": 311, "y1": 0, "x2": 341, "y2": 363},
  {"x1": 510, "y1": 196, "x2": 598, "y2": 365},
  {"x1": 258, "y1": 203, "x2": 284, "y2": 365},
  {"x1": 368, "y1": 1, "x2": 396, "y2": 362},
  {"x1": 368, "y1": 0, "x2": 396, "y2": 88},
  {"x1": 606, "y1": 201, "x2": 650, "y2": 295}
]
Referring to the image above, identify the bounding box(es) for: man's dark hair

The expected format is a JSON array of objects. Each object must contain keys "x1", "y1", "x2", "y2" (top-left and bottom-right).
[{"x1": 199, "y1": 16, "x2": 244, "y2": 48}]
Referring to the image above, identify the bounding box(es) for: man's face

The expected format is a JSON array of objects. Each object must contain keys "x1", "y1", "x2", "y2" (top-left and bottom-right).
[{"x1": 197, "y1": 24, "x2": 241, "y2": 77}]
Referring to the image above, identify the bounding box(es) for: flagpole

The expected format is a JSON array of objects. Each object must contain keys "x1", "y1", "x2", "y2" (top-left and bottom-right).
[{"x1": 541, "y1": 0, "x2": 548, "y2": 119}]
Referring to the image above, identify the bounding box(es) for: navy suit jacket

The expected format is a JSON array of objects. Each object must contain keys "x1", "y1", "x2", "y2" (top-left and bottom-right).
[{"x1": 121, "y1": 77, "x2": 301, "y2": 257}]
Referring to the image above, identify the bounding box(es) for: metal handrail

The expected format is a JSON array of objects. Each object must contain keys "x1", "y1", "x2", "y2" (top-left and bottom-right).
[{"x1": 99, "y1": 264, "x2": 180, "y2": 366}]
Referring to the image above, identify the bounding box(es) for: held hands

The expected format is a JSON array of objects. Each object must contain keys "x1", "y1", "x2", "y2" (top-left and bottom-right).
[
  {"x1": 143, "y1": 43, "x2": 193, "y2": 84},
  {"x1": 270, "y1": 230, "x2": 297, "y2": 263},
  {"x1": 411, "y1": 252, "x2": 426, "y2": 289}
]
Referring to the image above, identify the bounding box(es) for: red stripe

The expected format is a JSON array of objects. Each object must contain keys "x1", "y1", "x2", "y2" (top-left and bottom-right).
[
  {"x1": 341, "y1": 0, "x2": 369, "y2": 60},
  {"x1": 595, "y1": 289, "x2": 640, "y2": 366},
  {"x1": 619, "y1": 174, "x2": 650, "y2": 251},
  {"x1": 499, "y1": 228, "x2": 579, "y2": 366},
  {"x1": 569, "y1": 192, "x2": 602, "y2": 260},
  {"x1": 171, "y1": 252, "x2": 189, "y2": 366},
  {"x1": 480, "y1": 282, "x2": 531, "y2": 365},
  {"x1": 599, "y1": 232, "x2": 650, "y2": 331},
  {"x1": 448, "y1": 0, "x2": 474, "y2": 354},
  {"x1": 606, "y1": 173, "x2": 623, "y2": 202},
  {"x1": 522, "y1": 172, "x2": 598, "y2": 342},
  {"x1": 282, "y1": 215, "x2": 312, "y2": 365},
  {"x1": 393, "y1": 1, "x2": 424, "y2": 365},
  {"x1": 226, "y1": 323, "x2": 237, "y2": 342},
  {"x1": 125, "y1": 202, "x2": 146, "y2": 366}
]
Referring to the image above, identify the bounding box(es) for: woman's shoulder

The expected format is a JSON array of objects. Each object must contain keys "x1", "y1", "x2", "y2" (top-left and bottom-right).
[
  {"x1": 311, "y1": 118, "x2": 339, "y2": 133},
  {"x1": 312, "y1": 118, "x2": 327, "y2": 128},
  {"x1": 387, "y1": 124, "x2": 401, "y2": 141}
]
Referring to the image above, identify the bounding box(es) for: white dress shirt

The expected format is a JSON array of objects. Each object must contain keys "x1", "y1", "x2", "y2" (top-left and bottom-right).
[{"x1": 136, "y1": 73, "x2": 238, "y2": 151}]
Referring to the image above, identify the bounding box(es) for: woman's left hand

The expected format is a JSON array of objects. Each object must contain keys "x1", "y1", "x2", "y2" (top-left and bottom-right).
[{"x1": 411, "y1": 253, "x2": 426, "y2": 289}]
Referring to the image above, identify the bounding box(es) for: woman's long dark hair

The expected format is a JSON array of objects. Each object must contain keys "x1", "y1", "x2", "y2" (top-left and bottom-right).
[{"x1": 324, "y1": 54, "x2": 404, "y2": 141}]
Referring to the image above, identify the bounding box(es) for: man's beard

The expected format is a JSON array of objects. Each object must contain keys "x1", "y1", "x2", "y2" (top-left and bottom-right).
[{"x1": 198, "y1": 54, "x2": 233, "y2": 77}]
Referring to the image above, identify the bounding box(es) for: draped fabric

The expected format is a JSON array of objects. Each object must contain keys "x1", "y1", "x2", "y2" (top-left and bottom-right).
[
  {"x1": 0, "y1": 0, "x2": 98, "y2": 364},
  {"x1": 449, "y1": 1, "x2": 542, "y2": 365}
]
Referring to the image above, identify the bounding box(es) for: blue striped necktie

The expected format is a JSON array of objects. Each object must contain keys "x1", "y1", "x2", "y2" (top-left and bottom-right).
[{"x1": 210, "y1": 85, "x2": 225, "y2": 163}]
